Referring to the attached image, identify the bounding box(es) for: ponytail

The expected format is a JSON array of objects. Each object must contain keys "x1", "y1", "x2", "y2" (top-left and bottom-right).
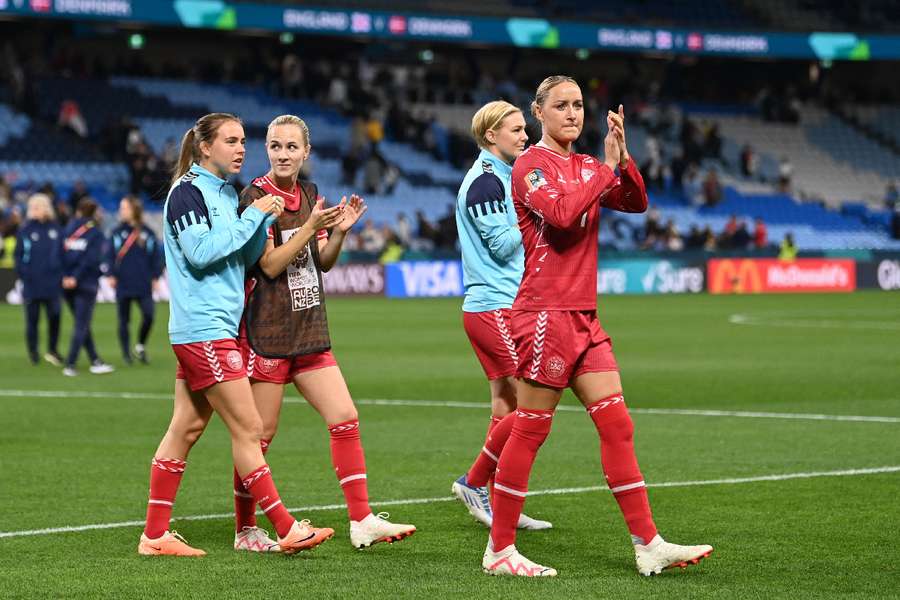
[
  {"x1": 170, "y1": 112, "x2": 242, "y2": 185},
  {"x1": 172, "y1": 128, "x2": 196, "y2": 185}
]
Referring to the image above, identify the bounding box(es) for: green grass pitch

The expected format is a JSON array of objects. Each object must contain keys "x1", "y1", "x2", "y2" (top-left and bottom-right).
[{"x1": 0, "y1": 292, "x2": 898, "y2": 599}]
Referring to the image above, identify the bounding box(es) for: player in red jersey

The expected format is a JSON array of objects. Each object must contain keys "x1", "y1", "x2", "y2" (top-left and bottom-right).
[
  {"x1": 232, "y1": 115, "x2": 416, "y2": 551},
  {"x1": 482, "y1": 76, "x2": 713, "y2": 577}
]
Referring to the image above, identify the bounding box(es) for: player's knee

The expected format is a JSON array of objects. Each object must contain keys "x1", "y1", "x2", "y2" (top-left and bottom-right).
[
  {"x1": 334, "y1": 406, "x2": 358, "y2": 424},
  {"x1": 600, "y1": 414, "x2": 634, "y2": 444},
  {"x1": 176, "y1": 418, "x2": 207, "y2": 447}
]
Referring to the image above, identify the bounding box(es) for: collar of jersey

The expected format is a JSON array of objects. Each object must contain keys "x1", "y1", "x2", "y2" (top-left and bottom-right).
[
  {"x1": 478, "y1": 148, "x2": 512, "y2": 178},
  {"x1": 190, "y1": 163, "x2": 228, "y2": 185}
]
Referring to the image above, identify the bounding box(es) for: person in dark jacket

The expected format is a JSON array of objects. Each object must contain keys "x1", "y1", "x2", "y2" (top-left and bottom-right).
[
  {"x1": 108, "y1": 195, "x2": 163, "y2": 364},
  {"x1": 14, "y1": 193, "x2": 63, "y2": 365},
  {"x1": 61, "y1": 197, "x2": 114, "y2": 376}
]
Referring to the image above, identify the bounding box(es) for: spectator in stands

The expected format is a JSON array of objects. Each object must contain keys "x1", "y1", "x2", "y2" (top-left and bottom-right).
[
  {"x1": 360, "y1": 219, "x2": 385, "y2": 253},
  {"x1": 640, "y1": 208, "x2": 664, "y2": 250},
  {"x1": 892, "y1": 205, "x2": 900, "y2": 240},
  {"x1": 0, "y1": 176, "x2": 11, "y2": 212},
  {"x1": 740, "y1": 144, "x2": 758, "y2": 179},
  {"x1": 416, "y1": 210, "x2": 438, "y2": 247},
  {"x1": 719, "y1": 215, "x2": 738, "y2": 248},
  {"x1": 342, "y1": 115, "x2": 368, "y2": 185},
  {"x1": 58, "y1": 99, "x2": 88, "y2": 138},
  {"x1": 732, "y1": 220, "x2": 752, "y2": 249},
  {"x1": 778, "y1": 156, "x2": 793, "y2": 193},
  {"x1": 702, "y1": 169, "x2": 722, "y2": 207},
  {"x1": 14, "y1": 193, "x2": 63, "y2": 366},
  {"x1": 702, "y1": 226, "x2": 717, "y2": 251},
  {"x1": 0, "y1": 205, "x2": 21, "y2": 268},
  {"x1": 753, "y1": 217, "x2": 768, "y2": 248},
  {"x1": 885, "y1": 181, "x2": 899, "y2": 210},
  {"x1": 395, "y1": 213, "x2": 412, "y2": 248},
  {"x1": 664, "y1": 220, "x2": 683, "y2": 251},
  {"x1": 281, "y1": 53, "x2": 303, "y2": 98},
  {"x1": 685, "y1": 224, "x2": 705, "y2": 250},
  {"x1": 437, "y1": 203, "x2": 458, "y2": 250},
  {"x1": 703, "y1": 123, "x2": 723, "y2": 163},
  {"x1": 61, "y1": 197, "x2": 114, "y2": 376},
  {"x1": 779, "y1": 233, "x2": 798, "y2": 261},
  {"x1": 641, "y1": 135, "x2": 665, "y2": 191},
  {"x1": 68, "y1": 180, "x2": 89, "y2": 210}
]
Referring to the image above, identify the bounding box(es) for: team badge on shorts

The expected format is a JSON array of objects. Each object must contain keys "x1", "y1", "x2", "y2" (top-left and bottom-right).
[
  {"x1": 226, "y1": 350, "x2": 244, "y2": 370},
  {"x1": 258, "y1": 357, "x2": 280, "y2": 374},
  {"x1": 546, "y1": 355, "x2": 566, "y2": 379},
  {"x1": 525, "y1": 169, "x2": 547, "y2": 191}
]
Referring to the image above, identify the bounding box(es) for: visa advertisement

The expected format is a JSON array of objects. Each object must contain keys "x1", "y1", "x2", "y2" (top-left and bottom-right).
[
  {"x1": 384, "y1": 259, "x2": 705, "y2": 298},
  {"x1": 707, "y1": 258, "x2": 856, "y2": 294}
]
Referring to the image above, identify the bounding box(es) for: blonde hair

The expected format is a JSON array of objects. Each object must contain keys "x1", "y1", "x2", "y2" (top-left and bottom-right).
[
  {"x1": 26, "y1": 193, "x2": 55, "y2": 221},
  {"x1": 172, "y1": 112, "x2": 242, "y2": 185},
  {"x1": 530, "y1": 75, "x2": 578, "y2": 119},
  {"x1": 471, "y1": 101, "x2": 522, "y2": 149},
  {"x1": 266, "y1": 114, "x2": 310, "y2": 147}
]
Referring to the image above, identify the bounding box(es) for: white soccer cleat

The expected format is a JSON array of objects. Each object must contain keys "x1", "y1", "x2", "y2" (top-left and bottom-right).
[
  {"x1": 62, "y1": 367, "x2": 78, "y2": 377},
  {"x1": 482, "y1": 542, "x2": 557, "y2": 577},
  {"x1": 451, "y1": 475, "x2": 492, "y2": 527},
  {"x1": 634, "y1": 535, "x2": 713, "y2": 576},
  {"x1": 517, "y1": 513, "x2": 553, "y2": 530},
  {"x1": 350, "y1": 512, "x2": 416, "y2": 549},
  {"x1": 89, "y1": 360, "x2": 115, "y2": 374},
  {"x1": 234, "y1": 526, "x2": 281, "y2": 553},
  {"x1": 452, "y1": 475, "x2": 552, "y2": 530}
]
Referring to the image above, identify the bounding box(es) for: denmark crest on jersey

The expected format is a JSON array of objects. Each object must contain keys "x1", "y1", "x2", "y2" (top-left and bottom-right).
[
  {"x1": 525, "y1": 168, "x2": 547, "y2": 191},
  {"x1": 581, "y1": 167, "x2": 595, "y2": 183}
]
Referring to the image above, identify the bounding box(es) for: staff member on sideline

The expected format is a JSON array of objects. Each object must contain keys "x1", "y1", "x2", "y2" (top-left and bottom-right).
[
  {"x1": 108, "y1": 195, "x2": 163, "y2": 364},
  {"x1": 14, "y1": 193, "x2": 64, "y2": 366},
  {"x1": 61, "y1": 197, "x2": 114, "y2": 376}
]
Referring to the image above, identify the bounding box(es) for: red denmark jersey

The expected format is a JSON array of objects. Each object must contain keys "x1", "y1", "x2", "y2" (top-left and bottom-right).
[
  {"x1": 510, "y1": 143, "x2": 648, "y2": 311},
  {"x1": 251, "y1": 175, "x2": 328, "y2": 242}
]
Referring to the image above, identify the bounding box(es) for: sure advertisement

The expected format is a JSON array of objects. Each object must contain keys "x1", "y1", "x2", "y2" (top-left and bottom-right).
[{"x1": 598, "y1": 259, "x2": 706, "y2": 295}]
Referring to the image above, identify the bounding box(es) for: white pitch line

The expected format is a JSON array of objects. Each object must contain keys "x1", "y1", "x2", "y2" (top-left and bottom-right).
[
  {"x1": 1, "y1": 465, "x2": 898, "y2": 540},
  {"x1": 2, "y1": 389, "x2": 899, "y2": 424}
]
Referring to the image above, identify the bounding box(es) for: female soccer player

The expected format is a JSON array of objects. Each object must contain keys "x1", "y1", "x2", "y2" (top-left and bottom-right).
[
  {"x1": 139, "y1": 112, "x2": 334, "y2": 556},
  {"x1": 481, "y1": 76, "x2": 713, "y2": 577},
  {"x1": 14, "y1": 193, "x2": 63, "y2": 366},
  {"x1": 108, "y1": 195, "x2": 163, "y2": 364},
  {"x1": 61, "y1": 197, "x2": 114, "y2": 376},
  {"x1": 232, "y1": 114, "x2": 415, "y2": 551},
  {"x1": 450, "y1": 100, "x2": 550, "y2": 531}
]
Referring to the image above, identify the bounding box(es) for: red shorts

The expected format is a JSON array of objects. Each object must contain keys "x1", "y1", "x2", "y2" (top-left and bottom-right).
[
  {"x1": 463, "y1": 309, "x2": 519, "y2": 380},
  {"x1": 511, "y1": 310, "x2": 618, "y2": 388},
  {"x1": 173, "y1": 338, "x2": 247, "y2": 391},
  {"x1": 239, "y1": 336, "x2": 338, "y2": 384}
]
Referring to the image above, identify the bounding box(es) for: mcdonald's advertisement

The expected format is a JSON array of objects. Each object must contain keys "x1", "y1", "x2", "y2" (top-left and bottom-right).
[{"x1": 707, "y1": 258, "x2": 856, "y2": 294}]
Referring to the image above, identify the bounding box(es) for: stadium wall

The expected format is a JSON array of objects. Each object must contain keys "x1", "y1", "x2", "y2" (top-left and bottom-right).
[{"x1": 2, "y1": 255, "x2": 898, "y2": 303}]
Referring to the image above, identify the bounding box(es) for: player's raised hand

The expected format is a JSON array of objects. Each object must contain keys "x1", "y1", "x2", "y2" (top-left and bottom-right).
[
  {"x1": 608, "y1": 104, "x2": 630, "y2": 167},
  {"x1": 603, "y1": 123, "x2": 621, "y2": 171},
  {"x1": 308, "y1": 197, "x2": 345, "y2": 230},
  {"x1": 338, "y1": 194, "x2": 367, "y2": 233}
]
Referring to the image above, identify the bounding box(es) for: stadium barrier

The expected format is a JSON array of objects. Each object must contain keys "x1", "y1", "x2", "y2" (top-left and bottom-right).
[{"x1": 4, "y1": 255, "x2": 900, "y2": 302}]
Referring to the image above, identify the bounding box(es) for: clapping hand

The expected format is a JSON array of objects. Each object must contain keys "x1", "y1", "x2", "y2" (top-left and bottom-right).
[{"x1": 337, "y1": 194, "x2": 367, "y2": 233}]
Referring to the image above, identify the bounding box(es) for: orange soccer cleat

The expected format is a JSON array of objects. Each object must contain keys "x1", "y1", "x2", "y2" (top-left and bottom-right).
[{"x1": 138, "y1": 530, "x2": 206, "y2": 556}]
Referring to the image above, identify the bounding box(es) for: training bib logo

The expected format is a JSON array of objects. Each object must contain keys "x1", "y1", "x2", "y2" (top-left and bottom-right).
[{"x1": 282, "y1": 227, "x2": 321, "y2": 312}]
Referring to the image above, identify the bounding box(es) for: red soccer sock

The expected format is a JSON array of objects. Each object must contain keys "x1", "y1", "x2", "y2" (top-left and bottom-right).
[
  {"x1": 329, "y1": 419, "x2": 371, "y2": 522},
  {"x1": 490, "y1": 409, "x2": 554, "y2": 552},
  {"x1": 233, "y1": 439, "x2": 271, "y2": 532},
  {"x1": 586, "y1": 393, "x2": 658, "y2": 545},
  {"x1": 467, "y1": 413, "x2": 515, "y2": 487},
  {"x1": 144, "y1": 457, "x2": 186, "y2": 539},
  {"x1": 242, "y1": 464, "x2": 295, "y2": 538}
]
